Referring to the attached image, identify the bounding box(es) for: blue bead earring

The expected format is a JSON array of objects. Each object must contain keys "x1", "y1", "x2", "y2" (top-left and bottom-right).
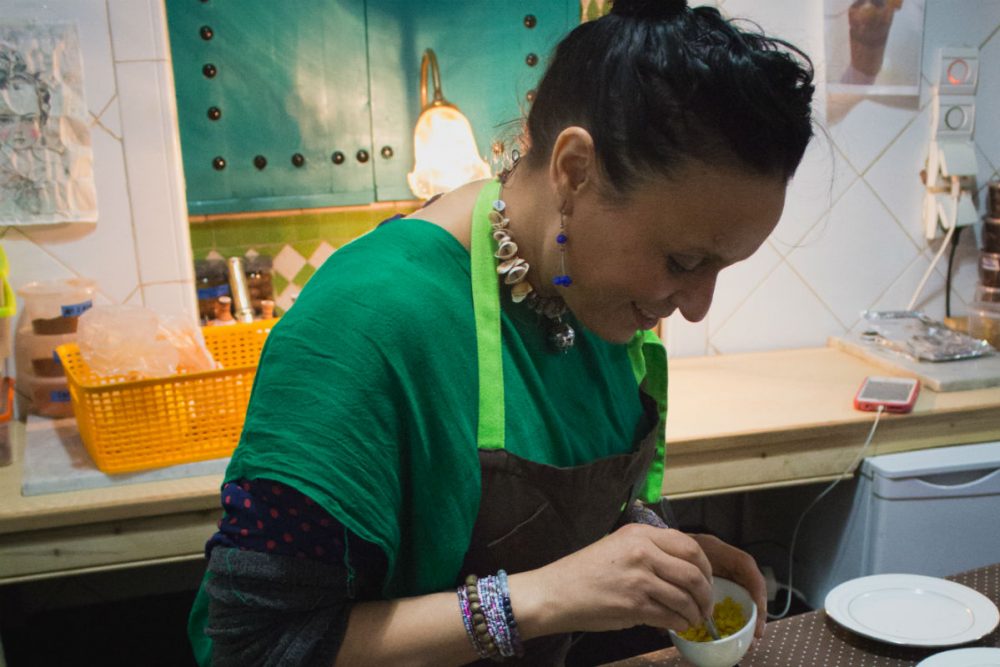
[{"x1": 553, "y1": 210, "x2": 572, "y2": 287}]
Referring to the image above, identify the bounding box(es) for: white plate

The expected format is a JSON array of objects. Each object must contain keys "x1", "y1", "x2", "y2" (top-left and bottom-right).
[
  {"x1": 824, "y1": 574, "x2": 1000, "y2": 647},
  {"x1": 917, "y1": 647, "x2": 1000, "y2": 666}
]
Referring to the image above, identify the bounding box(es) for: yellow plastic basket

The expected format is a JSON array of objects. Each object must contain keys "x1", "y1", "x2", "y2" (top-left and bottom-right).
[{"x1": 56, "y1": 319, "x2": 277, "y2": 474}]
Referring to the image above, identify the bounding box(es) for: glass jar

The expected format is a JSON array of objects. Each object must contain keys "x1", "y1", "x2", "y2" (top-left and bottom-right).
[
  {"x1": 195, "y1": 259, "x2": 231, "y2": 324},
  {"x1": 245, "y1": 255, "x2": 275, "y2": 316}
]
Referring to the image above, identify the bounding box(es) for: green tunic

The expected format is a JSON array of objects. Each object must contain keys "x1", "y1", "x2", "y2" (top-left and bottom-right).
[{"x1": 224, "y1": 217, "x2": 649, "y2": 598}]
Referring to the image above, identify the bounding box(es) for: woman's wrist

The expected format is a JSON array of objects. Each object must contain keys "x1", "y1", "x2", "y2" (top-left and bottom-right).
[{"x1": 506, "y1": 567, "x2": 569, "y2": 640}]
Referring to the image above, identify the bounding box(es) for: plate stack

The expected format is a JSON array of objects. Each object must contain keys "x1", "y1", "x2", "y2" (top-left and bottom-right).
[{"x1": 970, "y1": 181, "x2": 1000, "y2": 347}]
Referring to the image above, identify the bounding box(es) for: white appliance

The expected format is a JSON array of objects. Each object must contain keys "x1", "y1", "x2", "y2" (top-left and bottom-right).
[{"x1": 787, "y1": 441, "x2": 1000, "y2": 610}]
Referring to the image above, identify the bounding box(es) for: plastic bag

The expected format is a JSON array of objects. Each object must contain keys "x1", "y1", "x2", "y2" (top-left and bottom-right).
[
  {"x1": 78, "y1": 306, "x2": 218, "y2": 379},
  {"x1": 159, "y1": 314, "x2": 218, "y2": 374}
]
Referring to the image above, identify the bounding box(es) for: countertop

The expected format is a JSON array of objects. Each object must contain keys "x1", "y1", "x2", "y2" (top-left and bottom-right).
[{"x1": 2, "y1": 346, "x2": 999, "y2": 582}]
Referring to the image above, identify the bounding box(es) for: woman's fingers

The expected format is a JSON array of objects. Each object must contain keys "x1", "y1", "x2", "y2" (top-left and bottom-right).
[
  {"x1": 620, "y1": 526, "x2": 714, "y2": 625},
  {"x1": 691, "y1": 533, "x2": 769, "y2": 638},
  {"x1": 638, "y1": 563, "x2": 713, "y2": 630}
]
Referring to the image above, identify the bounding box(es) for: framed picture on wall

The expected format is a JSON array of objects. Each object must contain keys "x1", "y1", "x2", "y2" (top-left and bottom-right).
[
  {"x1": 825, "y1": 0, "x2": 926, "y2": 96},
  {"x1": 0, "y1": 22, "x2": 97, "y2": 225}
]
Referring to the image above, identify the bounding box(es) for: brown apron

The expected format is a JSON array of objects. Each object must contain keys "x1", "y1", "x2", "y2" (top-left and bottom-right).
[
  {"x1": 463, "y1": 180, "x2": 665, "y2": 665},
  {"x1": 457, "y1": 391, "x2": 660, "y2": 666}
]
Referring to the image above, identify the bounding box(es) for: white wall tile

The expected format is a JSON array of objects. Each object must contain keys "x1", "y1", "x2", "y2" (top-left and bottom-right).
[
  {"x1": 787, "y1": 180, "x2": 920, "y2": 326},
  {"x1": 108, "y1": 0, "x2": 168, "y2": 62},
  {"x1": 94, "y1": 94, "x2": 123, "y2": 138},
  {"x1": 865, "y1": 103, "x2": 934, "y2": 245},
  {"x1": 710, "y1": 263, "x2": 846, "y2": 353},
  {"x1": 19, "y1": 126, "x2": 140, "y2": 304},
  {"x1": 2, "y1": 230, "x2": 80, "y2": 328},
  {"x1": 141, "y1": 281, "x2": 197, "y2": 320},
  {"x1": 772, "y1": 134, "x2": 858, "y2": 250},
  {"x1": 664, "y1": 317, "x2": 710, "y2": 359},
  {"x1": 116, "y1": 60, "x2": 194, "y2": 288},
  {"x1": 708, "y1": 242, "x2": 783, "y2": 334},
  {"x1": 829, "y1": 98, "x2": 920, "y2": 175}
]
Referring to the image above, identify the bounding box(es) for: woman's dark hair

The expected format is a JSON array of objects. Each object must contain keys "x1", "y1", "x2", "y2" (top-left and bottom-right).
[{"x1": 523, "y1": 0, "x2": 815, "y2": 191}]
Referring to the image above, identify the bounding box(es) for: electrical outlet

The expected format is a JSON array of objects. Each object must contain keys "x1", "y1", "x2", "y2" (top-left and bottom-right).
[
  {"x1": 936, "y1": 96, "x2": 976, "y2": 139},
  {"x1": 936, "y1": 47, "x2": 979, "y2": 96}
]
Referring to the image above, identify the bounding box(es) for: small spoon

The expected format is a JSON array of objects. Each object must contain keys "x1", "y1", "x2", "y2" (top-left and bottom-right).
[{"x1": 705, "y1": 615, "x2": 722, "y2": 641}]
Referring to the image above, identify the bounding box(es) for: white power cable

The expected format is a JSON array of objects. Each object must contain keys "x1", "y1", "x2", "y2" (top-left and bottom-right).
[
  {"x1": 768, "y1": 406, "x2": 884, "y2": 620},
  {"x1": 908, "y1": 176, "x2": 960, "y2": 311}
]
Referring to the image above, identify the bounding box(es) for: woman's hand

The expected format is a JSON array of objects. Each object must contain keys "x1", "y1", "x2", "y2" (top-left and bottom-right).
[
  {"x1": 508, "y1": 524, "x2": 715, "y2": 639},
  {"x1": 690, "y1": 533, "x2": 768, "y2": 639}
]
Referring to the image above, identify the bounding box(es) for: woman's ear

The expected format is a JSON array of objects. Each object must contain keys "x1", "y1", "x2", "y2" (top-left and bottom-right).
[{"x1": 548, "y1": 127, "x2": 595, "y2": 213}]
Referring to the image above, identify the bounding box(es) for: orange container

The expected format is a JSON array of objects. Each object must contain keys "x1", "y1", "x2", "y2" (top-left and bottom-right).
[{"x1": 56, "y1": 319, "x2": 277, "y2": 474}]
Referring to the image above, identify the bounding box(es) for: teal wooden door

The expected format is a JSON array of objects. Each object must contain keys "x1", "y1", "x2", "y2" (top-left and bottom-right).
[
  {"x1": 166, "y1": 0, "x2": 375, "y2": 214},
  {"x1": 365, "y1": 1, "x2": 579, "y2": 201}
]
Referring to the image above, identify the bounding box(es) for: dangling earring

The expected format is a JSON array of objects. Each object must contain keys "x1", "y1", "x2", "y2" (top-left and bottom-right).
[{"x1": 552, "y1": 208, "x2": 572, "y2": 287}]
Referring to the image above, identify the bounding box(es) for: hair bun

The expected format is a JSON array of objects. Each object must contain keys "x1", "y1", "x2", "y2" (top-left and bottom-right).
[{"x1": 610, "y1": 0, "x2": 688, "y2": 20}]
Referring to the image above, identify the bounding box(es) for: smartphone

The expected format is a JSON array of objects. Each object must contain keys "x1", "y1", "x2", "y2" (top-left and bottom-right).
[{"x1": 853, "y1": 376, "x2": 920, "y2": 413}]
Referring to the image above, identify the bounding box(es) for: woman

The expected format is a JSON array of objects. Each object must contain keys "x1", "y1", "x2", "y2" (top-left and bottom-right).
[{"x1": 189, "y1": 0, "x2": 815, "y2": 664}]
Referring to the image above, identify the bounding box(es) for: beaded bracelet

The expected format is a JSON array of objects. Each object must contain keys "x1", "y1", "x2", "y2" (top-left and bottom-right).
[
  {"x1": 457, "y1": 570, "x2": 525, "y2": 660},
  {"x1": 497, "y1": 570, "x2": 524, "y2": 656},
  {"x1": 460, "y1": 574, "x2": 498, "y2": 659}
]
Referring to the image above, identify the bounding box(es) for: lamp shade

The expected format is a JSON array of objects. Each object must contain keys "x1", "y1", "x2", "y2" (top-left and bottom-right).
[{"x1": 407, "y1": 49, "x2": 491, "y2": 200}]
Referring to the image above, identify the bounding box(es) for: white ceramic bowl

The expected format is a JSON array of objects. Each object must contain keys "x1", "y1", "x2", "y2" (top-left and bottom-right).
[{"x1": 667, "y1": 577, "x2": 757, "y2": 667}]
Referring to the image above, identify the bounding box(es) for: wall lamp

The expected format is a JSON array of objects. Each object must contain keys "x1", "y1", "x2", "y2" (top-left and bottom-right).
[{"x1": 407, "y1": 48, "x2": 491, "y2": 200}]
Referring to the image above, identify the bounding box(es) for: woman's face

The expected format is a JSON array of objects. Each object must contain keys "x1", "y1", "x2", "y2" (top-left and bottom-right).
[
  {"x1": 562, "y1": 162, "x2": 787, "y2": 344},
  {"x1": 0, "y1": 82, "x2": 42, "y2": 150}
]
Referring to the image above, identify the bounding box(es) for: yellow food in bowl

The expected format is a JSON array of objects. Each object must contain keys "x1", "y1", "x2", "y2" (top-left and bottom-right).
[{"x1": 677, "y1": 597, "x2": 747, "y2": 642}]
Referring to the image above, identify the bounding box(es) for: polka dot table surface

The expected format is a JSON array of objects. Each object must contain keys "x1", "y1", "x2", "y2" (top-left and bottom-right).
[{"x1": 604, "y1": 563, "x2": 1000, "y2": 667}]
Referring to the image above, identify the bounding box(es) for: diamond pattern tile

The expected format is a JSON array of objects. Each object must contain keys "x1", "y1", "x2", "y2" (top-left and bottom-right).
[
  {"x1": 271, "y1": 272, "x2": 289, "y2": 298},
  {"x1": 308, "y1": 241, "x2": 338, "y2": 268},
  {"x1": 291, "y1": 240, "x2": 322, "y2": 262},
  {"x1": 273, "y1": 245, "x2": 307, "y2": 283},
  {"x1": 275, "y1": 285, "x2": 298, "y2": 314},
  {"x1": 292, "y1": 263, "x2": 317, "y2": 288}
]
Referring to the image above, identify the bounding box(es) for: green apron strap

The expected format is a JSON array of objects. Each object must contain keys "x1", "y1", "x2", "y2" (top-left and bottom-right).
[
  {"x1": 471, "y1": 180, "x2": 506, "y2": 450},
  {"x1": 471, "y1": 179, "x2": 667, "y2": 496},
  {"x1": 628, "y1": 329, "x2": 668, "y2": 504}
]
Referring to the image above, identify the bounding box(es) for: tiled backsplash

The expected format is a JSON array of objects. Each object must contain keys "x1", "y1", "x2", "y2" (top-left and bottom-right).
[{"x1": 189, "y1": 204, "x2": 416, "y2": 313}]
